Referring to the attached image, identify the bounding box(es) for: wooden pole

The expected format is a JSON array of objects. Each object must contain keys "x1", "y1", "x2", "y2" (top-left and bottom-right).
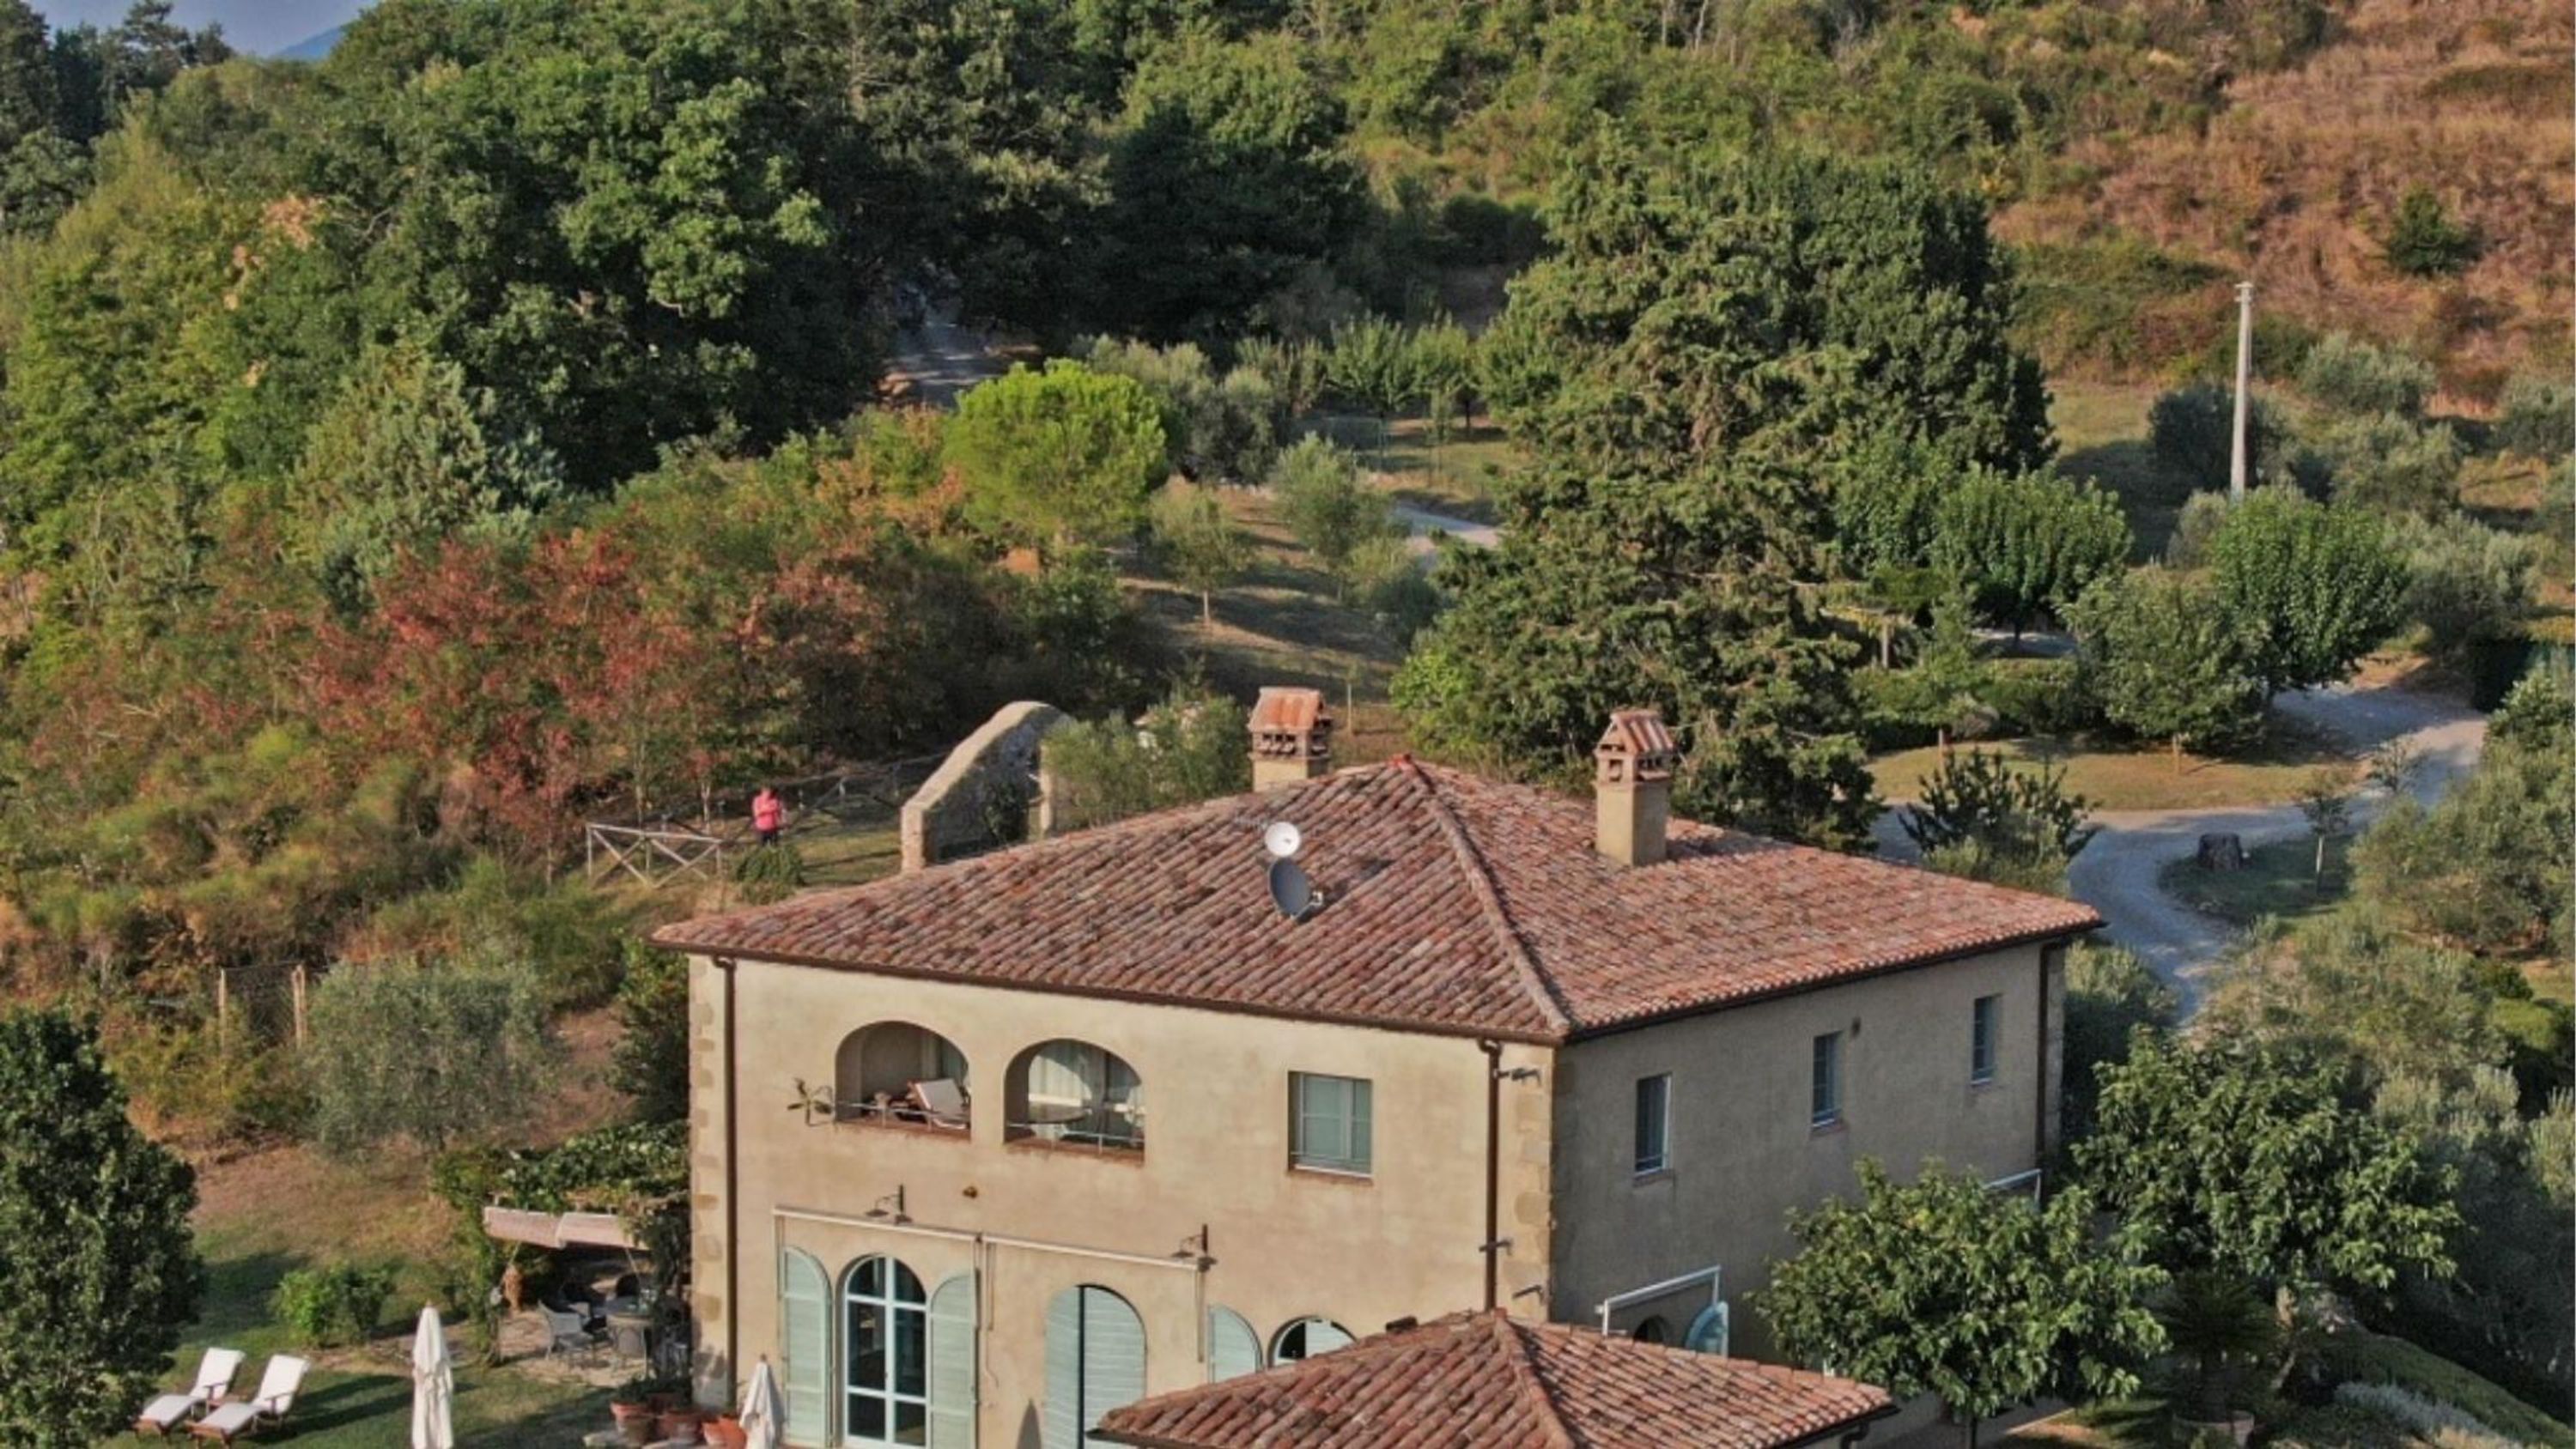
[{"x1": 291, "y1": 967, "x2": 308, "y2": 1048}]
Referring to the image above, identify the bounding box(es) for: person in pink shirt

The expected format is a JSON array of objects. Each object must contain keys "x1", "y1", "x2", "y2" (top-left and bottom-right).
[{"x1": 751, "y1": 786, "x2": 785, "y2": 846}]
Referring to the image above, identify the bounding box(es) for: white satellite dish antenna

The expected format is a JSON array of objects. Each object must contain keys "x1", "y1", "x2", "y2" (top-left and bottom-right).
[
  {"x1": 1263, "y1": 821, "x2": 1303, "y2": 858},
  {"x1": 1268, "y1": 858, "x2": 1321, "y2": 920}
]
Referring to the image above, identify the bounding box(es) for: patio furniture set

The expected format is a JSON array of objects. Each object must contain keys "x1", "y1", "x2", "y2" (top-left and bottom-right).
[{"x1": 131, "y1": 1349, "x2": 309, "y2": 1444}]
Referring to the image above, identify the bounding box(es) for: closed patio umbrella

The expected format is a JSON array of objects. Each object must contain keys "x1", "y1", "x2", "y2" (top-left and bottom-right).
[
  {"x1": 739, "y1": 1357, "x2": 783, "y2": 1449},
  {"x1": 410, "y1": 1305, "x2": 455, "y2": 1449}
]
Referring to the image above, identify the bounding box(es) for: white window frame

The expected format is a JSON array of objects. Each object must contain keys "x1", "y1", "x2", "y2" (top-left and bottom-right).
[
  {"x1": 1289, "y1": 1072, "x2": 1373, "y2": 1176},
  {"x1": 841, "y1": 1255, "x2": 928, "y2": 1447},
  {"x1": 1810, "y1": 1032, "x2": 1843, "y2": 1129},
  {"x1": 1632, "y1": 1073, "x2": 1671, "y2": 1177}
]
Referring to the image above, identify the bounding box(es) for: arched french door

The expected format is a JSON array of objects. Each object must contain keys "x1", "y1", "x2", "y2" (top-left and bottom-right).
[{"x1": 842, "y1": 1255, "x2": 928, "y2": 1446}]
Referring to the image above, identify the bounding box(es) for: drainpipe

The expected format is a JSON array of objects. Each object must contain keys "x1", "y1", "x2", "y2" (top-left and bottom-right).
[
  {"x1": 1479, "y1": 1040, "x2": 1502, "y2": 1312},
  {"x1": 720, "y1": 956, "x2": 742, "y2": 1385}
]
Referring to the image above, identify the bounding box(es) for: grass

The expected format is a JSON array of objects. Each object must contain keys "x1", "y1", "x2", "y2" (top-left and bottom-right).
[
  {"x1": 1870, "y1": 728, "x2": 2351, "y2": 812},
  {"x1": 2051, "y1": 380, "x2": 2199, "y2": 562},
  {"x1": 157, "y1": 1146, "x2": 613, "y2": 1448},
  {"x1": 2157, "y1": 835, "x2": 2351, "y2": 927}
]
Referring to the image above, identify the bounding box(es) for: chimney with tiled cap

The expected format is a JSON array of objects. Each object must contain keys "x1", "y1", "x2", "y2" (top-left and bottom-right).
[
  {"x1": 1249, "y1": 686, "x2": 1334, "y2": 790},
  {"x1": 1594, "y1": 707, "x2": 1678, "y2": 867}
]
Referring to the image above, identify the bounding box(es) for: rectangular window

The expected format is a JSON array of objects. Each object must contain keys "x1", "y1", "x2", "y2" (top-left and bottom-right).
[
  {"x1": 1633, "y1": 1074, "x2": 1671, "y2": 1176},
  {"x1": 1810, "y1": 1033, "x2": 1842, "y2": 1128},
  {"x1": 1291, "y1": 1072, "x2": 1373, "y2": 1175},
  {"x1": 1971, "y1": 994, "x2": 2001, "y2": 1085}
]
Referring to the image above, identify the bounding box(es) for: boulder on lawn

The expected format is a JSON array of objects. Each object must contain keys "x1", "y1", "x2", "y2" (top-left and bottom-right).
[{"x1": 2196, "y1": 833, "x2": 2246, "y2": 872}]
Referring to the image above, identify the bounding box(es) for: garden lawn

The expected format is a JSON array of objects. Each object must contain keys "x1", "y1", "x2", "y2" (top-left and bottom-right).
[
  {"x1": 1871, "y1": 734, "x2": 2350, "y2": 813},
  {"x1": 2157, "y1": 836, "x2": 2350, "y2": 928},
  {"x1": 138, "y1": 1146, "x2": 612, "y2": 1447}
]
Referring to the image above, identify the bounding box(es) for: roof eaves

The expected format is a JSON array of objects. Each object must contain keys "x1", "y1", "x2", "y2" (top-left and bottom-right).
[
  {"x1": 1406, "y1": 762, "x2": 1576, "y2": 1040},
  {"x1": 665, "y1": 943, "x2": 1569, "y2": 1046}
]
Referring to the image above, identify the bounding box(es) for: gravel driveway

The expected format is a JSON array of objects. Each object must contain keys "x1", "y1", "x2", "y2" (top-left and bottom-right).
[{"x1": 1879, "y1": 682, "x2": 2487, "y2": 1012}]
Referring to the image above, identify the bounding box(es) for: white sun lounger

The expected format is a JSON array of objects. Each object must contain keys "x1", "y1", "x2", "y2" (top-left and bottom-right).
[
  {"x1": 134, "y1": 1347, "x2": 246, "y2": 1435},
  {"x1": 189, "y1": 1354, "x2": 307, "y2": 1444}
]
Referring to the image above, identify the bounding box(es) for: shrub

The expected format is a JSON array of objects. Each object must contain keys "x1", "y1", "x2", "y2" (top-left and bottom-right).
[
  {"x1": 1085, "y1": 338, "x2": 1279, "y2": 483},
  {"x1": 2208, "y1": 488, "x2": 2408, "y2": 696},
  {"x1": 1901, "y1": 748, "x2": 2098, "y2": 869},
  {"x1": 2164, "y1": 490, "x2": 2232, "y2": 568},
  {"x1": 2297, "y1": 333, "x2": 2436, "y2": 419},
  {"x1": 2393, "y1": 513, "x2": 2537, "y2": 669},
  {"x1": 1270, "y1": 436, "x2": 1399, "y2": 590},
  {"x1": 2063, "y1": 942, "x2": 2177, "y2": 1140},
  {"x1": 2494, "y1": 374, "x2": 2573, "y2": 459},
  {"x1": 2383, "y1": 187, "x2": 2479, "y2": 279},
  {"x1": 358, "y1": 855, "x2": 627, "y2": 1011},
  {"x1": 2149, "y1": 384, "x2": 2283, "y2": 490},
  {"x1": 271, "y1": 1262, "x2": 396, "y2": 1348},
  {"x1": 1981, "y1": 658, "x2": 2100, "y2": 737},
  {"x1": 1351, "y1": 535, "x2": 1442, "y2": 646},
  {"x1": 732, "y1": 841, "x2": 805, "y2": 906},
  {"x1": 2069, "y1": 567, "x2": 2266, "y2": 756},
  {"x1": 2316, "y1": 413, "x2": 2464, "y2": 516},
  {"x1": 1151, "y1": 481, "x2": 1253, "y2": 626},
  {"x1": 945, "y1": 361, "x2": 1169, "y2": 552},
  {"x1": 305, "y1": 954, "x2": 551, "y2": 1156},
  {"x1": 1042, "y1": 684, "x2": 1251, "y2": 833}
]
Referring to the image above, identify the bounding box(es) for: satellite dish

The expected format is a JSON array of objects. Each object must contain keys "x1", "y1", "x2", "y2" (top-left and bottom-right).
[
  {"x1": 1263, "y1": 821, "x2": 1303, "y2": 858},
  {"x1": 1268, "y1": 858, "x2": 1321, "y2": 920}
]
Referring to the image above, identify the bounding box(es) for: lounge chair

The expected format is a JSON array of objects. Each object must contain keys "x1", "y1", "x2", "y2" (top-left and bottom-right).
[
  {"x1": 134, "y1": 1347, "x2": 246, "y2": 1436},
  {"x1": 188, "y1": 1355, "x2": 307, "y2": 1444},
  {"x1": 908, "y1": 1077, "x2": 969, "y2": 1130}
]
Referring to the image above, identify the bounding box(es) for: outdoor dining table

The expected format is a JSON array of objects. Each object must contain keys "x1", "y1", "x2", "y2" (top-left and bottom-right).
[{"x1": 599, "y1": 1299, "x2": 654, "y2": 1361}]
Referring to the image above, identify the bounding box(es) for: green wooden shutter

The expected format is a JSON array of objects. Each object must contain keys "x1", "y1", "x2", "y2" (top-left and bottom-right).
[
  {"x1": 1041, "y1": 1288, "x2": 1082, "y2": 1449},
  {"x1": 779, "y1": 1250, "x2": 829, "y2": 1445},
  {"x1": 1303, "y1": 1319, "x2": 1352, "y2": 1356},
  {"x1": 1079, "y1": 1289, "x2": 1146, "y2": 1447},
  {"x1": 927, "y1": 1274, "x2": 977, "y2": 1449},
  {"x1": 1206, "y1": 1307, "x2": 1261, "y2": 1382}
]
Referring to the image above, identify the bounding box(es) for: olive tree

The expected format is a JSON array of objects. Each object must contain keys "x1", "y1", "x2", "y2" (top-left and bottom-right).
[{"x1": 306, "y1": 954, "x2": 551, "y2": 1156}]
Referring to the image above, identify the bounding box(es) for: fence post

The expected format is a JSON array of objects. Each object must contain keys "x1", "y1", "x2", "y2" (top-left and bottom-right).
[{"x1": 291, "y1": 966, "x2": 308, "y2": 1048}]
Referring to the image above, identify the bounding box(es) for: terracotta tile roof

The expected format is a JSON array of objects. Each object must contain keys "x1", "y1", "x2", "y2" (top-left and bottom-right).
[
  {"x1": 651, "y1": 758, "x2": 2099, "y2": 1043},
  {"x1": 1092, "y1": 1311, "x2": 1895, "y2": 1449}
]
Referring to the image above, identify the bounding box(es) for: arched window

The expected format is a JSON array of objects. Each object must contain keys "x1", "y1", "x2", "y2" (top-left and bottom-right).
[
  {"x1": 842, "y1": 1255, "x2": 928, "y2": 1446},
  {"x1": 1206, "y1": 1307, "x2": 1261, "y2": 1382},
  {"x1": 1007, "y1": 1040, "x2": 1143, "y2": 1152},
  {"x1": 1043, "y1": 1285, "x2": 1145, "y2": 1449},
  {"x1": 835, "y1": 1023, "x2": 970, "y2": 1129},
  {"x1": 1683, "y1": 1303, "x2": 1730, "y2": 1355},
  {"x1": 1269, "y1": 1317, "x2": 1352, "y2": 1363},
  {"x1": 1631, "y1": 1315, "x2": 1668, "y2": 1345}
]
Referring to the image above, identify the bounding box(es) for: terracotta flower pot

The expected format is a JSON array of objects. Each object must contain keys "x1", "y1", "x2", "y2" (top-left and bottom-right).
[
  {"x1": 657, "y1": 1408, "x2": 704, "y2": 1443},
  {"x1": 610, "y1": 1401, "x2": 654, "y2": 1448},
  {"x1": 705, "y1": 1416, "x2": 750, "y2": 1449}
]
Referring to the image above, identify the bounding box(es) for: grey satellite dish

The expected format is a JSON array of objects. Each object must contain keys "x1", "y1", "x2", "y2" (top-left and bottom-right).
[
  {"x1": 1263, "y1": 821, "x2": 1303, "y2": 858},
  {"x1": 1268, "y1": 857, "x2": 1321, "y2": 920}
]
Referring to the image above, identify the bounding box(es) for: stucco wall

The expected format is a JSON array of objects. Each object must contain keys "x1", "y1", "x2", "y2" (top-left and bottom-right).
[
  {"x1": 1546, "y1": 942, "x2": 2057, "y2": 1357},
  {"x1": 688, "y1": 955, "x2": 1556, "y2": 1443}
]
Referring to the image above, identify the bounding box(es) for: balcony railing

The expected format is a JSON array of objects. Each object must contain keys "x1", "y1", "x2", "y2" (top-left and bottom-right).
[{"x1": 1006, "y1": 1109, "x2": 1145, "y2": 1155}]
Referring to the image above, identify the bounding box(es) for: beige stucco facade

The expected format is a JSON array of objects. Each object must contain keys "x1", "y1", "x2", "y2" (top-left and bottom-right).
[
  {"x1": 1550, "y1": 940, "x2": 2066, "y2": 1357},
  {"x1": 687, "y1": 954, "x2": 1557, "y2": 1446}
]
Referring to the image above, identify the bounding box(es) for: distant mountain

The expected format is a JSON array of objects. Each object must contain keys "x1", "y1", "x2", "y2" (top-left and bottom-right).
[{"x1": 275, "y1": 23, "x2": 345, "y2": 60}]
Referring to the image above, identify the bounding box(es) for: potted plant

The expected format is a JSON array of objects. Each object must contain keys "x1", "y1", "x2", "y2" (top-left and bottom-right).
[
  {"x1": 610, "y1": 1376, "x2": 658, "y2": 1447},
  {"x1": 2161, "y1": 1271, "x2": 2273, "y2": 1446},
  {"x1": 649, "y1": 1373, "x2": 705, "y2": 1442}
]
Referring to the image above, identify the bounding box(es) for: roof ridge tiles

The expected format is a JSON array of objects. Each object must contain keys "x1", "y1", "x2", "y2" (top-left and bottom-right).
[
  {"x1": 1404, "y1": 762, "x2": 1576, "y2": 1038},
  {"x1": 1489, "y1": 1313, "x2": 1582, "y2": 1449}
]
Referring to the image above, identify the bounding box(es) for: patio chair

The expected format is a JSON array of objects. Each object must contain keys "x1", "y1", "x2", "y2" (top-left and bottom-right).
[
  {"x1": 133, "y1": 1346, "x2": 246, "y2": 1436},
  {"x1": 544, "y1": 1303, "x2": 602, "y2": 1359},
  {"x1": 908, "y1": 1077, "x2": 969, "y2": 1131},
  {"x1": 188, "y1": 1355, "x2": 307, "y2": 1444}
]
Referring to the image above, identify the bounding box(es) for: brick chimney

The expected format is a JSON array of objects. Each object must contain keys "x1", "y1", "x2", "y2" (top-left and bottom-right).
[
  {"x1": 1249, "y1": 687, "x2": 1334, "y2": 790},
  {"x1": 1594, "y1": 708, "x2": 1678, "y2": 867}
]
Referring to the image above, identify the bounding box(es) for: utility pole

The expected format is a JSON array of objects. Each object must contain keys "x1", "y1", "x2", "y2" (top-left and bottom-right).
[{"x1": 2229, "y1": 281, "x2": 2255, "y2": 503}]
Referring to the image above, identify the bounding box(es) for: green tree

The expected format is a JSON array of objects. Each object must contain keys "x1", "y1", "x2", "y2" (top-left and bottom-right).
[
  {"x1": 1761, "y1": 1161, "x2": 2165, "y2": 1445},
  {"x1": 2148, "y1": 384, "x2": 2283, "y2": 493},
  {"x1": 0, "y1": 1009, "x2": 203, "y2": 1447},
  {"x1": 0, "y1": 0, "x2": 52, "y2": 147},
  {"x1": 2208, "y1": 488, "x2": 2407, "y2": 696},
  {"x1": 1042, "y1": 684, "x2": 1250, "y2": 832},
  {"x1": 610, "y1": 943, "x2": 689, "y2": 1125},
  {"x1": 2293, "y1": 768, "x2": 2353, "y2": 882},
  {"x1": 2077, "y1": 1034, "x2": 2460, "y2": 1295},
  {"x1": 2494, "y1": 373, "x2": 2573, "y2": 459},
  {"x1": 1151, "y1": 480, "x2": 1252, "y2": 625},
  {"x1": 305, "y1": 954, "x2": 551, "y2": 1156},
  {"x1": 2067, "y1": 567, "x2": 2265, "y2": 762},
  {"x1": 2315, "y1": 412, "x2": 2463, "y2": 516},
  {"x1": 2296, "y1": 332, "x2": 2435, "y2": 419},
  {"x1": 1271, "y1": 435, "x2": 1397, "y2": 591},
  {"x1": 284, "y1": 336, "x2": 562, "y2": 608},
  {"x1": 947, "y1": 361, "x2": 1170, "y2": 554},
  {"x1": 1930, "y1": 468, "x2": 2132, "y2": 635},
  {"x1": 1900, "y1": 747, "x2": 2096, "y2": 873},
  {"x1": 1091, "y1": 27, "x2": 1363, "y2": 339},
  {"x1": 2383, "y1": 185, "x2": 2477, "y2": 278},
  {"x1": 2062, "y1": 941, "x2": 2176, "y2": 1140},
  {"x1": 1323, "y1": 314, "x2": 1419, "y2": 460}
]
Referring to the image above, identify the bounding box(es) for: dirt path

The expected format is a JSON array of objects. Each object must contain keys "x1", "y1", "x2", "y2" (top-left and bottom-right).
[
  {"x1": 887, "y1": 303, "x2": 1006, "y2": 408},
  {"x1": 1875, "y1": 682, "x2": 2485, "y2": 1010},
  {"x1": 1389, "y1": 500, "x2": 1500, "y2": 555}
]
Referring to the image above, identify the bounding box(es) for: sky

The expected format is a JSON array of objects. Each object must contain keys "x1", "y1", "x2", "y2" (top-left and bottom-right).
[{"x1": 33, "y1": 1, "x2": 368, "y2": 57}]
